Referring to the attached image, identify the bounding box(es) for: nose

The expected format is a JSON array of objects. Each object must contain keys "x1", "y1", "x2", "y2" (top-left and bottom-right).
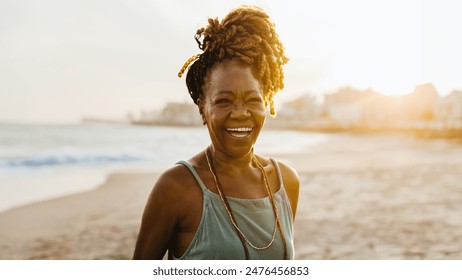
[{"x1": 230, "y1": 100, "x2": 250, "y2": 119}]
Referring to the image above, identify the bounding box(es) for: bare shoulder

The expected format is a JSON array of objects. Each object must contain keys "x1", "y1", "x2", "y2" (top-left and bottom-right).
[
  {"x1": 133, "y1": 163, "x2": 200, "y2": 259},
  {"x1": 145, "y1": 163, "x2": 201, "y2": 213},
  {"x1": 274, "y1": 159, "x2": 300, "y2": 218},
  {"x1": 153, "y1": 164, "x2": 194, "y2": 197},
  {"x1": 277, "y1": 161, "x2": 299, "y2": 189},
  {"x1": 254, "y1": 155, "x2": 299, "y2": 218},
  {"x1": 254, "y1": 155, "x2": 299, "y2": 189}
]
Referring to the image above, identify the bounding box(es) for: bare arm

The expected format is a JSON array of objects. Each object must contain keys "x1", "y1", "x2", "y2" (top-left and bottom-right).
[
  {"x1": 278, "y1": 161, "x2": 300, "y2": 219},
  {"x1": 133, "y1": 168, "x2": 183, "y2": 259}
]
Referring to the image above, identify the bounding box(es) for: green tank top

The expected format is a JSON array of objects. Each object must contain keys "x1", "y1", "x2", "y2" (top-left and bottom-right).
[{"x1": 173, "y1": 159, "x2": 294, "y2": 260}]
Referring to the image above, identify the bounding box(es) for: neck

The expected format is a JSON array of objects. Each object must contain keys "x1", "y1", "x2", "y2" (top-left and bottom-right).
[{"x1": 207, "y1": 145, "x2": 255, "y2": 173}]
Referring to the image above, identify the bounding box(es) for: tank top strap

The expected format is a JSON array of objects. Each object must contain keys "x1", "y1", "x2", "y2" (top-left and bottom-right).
[
  {"x1": 270, "y1": 158, "x2": 283, "y2": 187},
  {"x1": 176, "y1": 160, "x2": 208, "y2": 193}
]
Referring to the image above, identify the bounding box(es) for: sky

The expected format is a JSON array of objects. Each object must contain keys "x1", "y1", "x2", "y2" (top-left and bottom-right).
[{"x1": 1, "y1": 0, "x2": 461, "y2": 123}]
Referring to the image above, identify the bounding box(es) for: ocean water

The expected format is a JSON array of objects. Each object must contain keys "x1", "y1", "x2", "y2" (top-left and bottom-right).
[{"x1": 0, "y1": 122, "x2": 328, "y2": 212}]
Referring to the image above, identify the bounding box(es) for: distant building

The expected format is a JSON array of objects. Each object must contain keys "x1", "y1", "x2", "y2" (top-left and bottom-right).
[
  {"x1": 359, "y1": 91, "x2": 398, "y2": 128},
  {"x1": 323, "y1": 87, "x2": 382, "y2": 128},
  {"x1": 404, "y1": 83, "x2": 439, "y2": 121},
  {"x1": 158, "y1": 102, "x2": 202, "y2": 126},
  {"x1": 273, "y1": 94, "x2": 321, "y2": 128},
  {"x1": 136, "y1": 102, "x2": 202, "y2": 126},
  {"x1": 435, "y1": 90, "x2": 462, "y2": 129},
  {"x1": 138, "y1": 110, "x2": 158, "y2": 125},
  {"x1": 131, "y1": 84, "x2": 462, "y2": 136}
]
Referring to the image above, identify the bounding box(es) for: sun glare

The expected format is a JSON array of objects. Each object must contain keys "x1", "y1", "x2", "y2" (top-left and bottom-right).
[{"x1": 274, "y1": 0, "x2": 425, "y2": 96}]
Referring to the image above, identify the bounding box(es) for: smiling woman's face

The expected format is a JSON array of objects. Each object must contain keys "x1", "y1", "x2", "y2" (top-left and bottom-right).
[{"x1": 199, "y1": 59, "x2": 266, "y2": 158}]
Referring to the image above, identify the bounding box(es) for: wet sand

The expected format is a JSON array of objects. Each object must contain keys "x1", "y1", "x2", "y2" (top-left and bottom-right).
[{"x1": 1, "y1": 133, "x2": 462, "y2": 259}]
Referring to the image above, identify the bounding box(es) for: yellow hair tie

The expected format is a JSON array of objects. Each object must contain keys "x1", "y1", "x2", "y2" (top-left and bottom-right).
[{"x1": 178, "y1": 54, "x2": 201, "y2": 78}]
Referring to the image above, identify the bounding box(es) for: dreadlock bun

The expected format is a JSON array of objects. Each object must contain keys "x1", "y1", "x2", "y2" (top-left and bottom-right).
[{"x1": 182, "y1": 5, "x2": 288, "y2": 117}]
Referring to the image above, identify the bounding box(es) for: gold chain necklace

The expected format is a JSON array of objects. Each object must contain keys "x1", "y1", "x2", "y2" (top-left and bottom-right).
[{"x1": 204, "y1": 148, "x2": 280, "y2": 251}]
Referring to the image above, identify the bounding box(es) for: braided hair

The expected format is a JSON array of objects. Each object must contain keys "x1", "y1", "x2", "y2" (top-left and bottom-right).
[{"x1": 178, "y1": 5, "x2": 288, "y2": 117}]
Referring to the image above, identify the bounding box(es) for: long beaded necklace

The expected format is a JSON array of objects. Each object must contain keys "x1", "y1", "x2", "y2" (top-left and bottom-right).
[{"x1": 204, "y1": 148, "x2": 287, "y2": 259}]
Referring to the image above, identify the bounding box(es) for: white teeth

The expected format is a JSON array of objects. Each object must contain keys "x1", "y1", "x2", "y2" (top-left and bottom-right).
[
  {"x1": 226, "y1": 127, "x2": 252, "y2": 138},
  {"x1": 230, "y1": 133, "x2": 247, "y2": 138},
  {"x1": 226, "y1": 127, "x2": 252, "y2": 132}
]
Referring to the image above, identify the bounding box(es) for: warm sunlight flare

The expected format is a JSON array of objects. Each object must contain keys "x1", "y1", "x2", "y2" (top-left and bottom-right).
[
  {"x1": 0, "y1": 0, "x2": 461, "y2": 122},
  {"x1": 2, "y1": 1, "x2": 462, "y2": 265},
  {"x1": 274, "y1": 1, "x2": 425, "y2": 96}
]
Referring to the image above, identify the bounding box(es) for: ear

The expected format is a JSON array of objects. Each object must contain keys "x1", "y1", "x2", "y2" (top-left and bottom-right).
[{"x1": 197, "y1": 98, "x2": 206, "y2": 125}]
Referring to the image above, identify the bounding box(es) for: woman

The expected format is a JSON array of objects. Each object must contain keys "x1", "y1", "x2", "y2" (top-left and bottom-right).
[{"x1": 133, "y1": 5, "x2": 299, "y2": 260}]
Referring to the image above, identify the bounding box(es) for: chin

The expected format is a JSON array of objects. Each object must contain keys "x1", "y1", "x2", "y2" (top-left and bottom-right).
[{"x1": 225, "y1": 144, "x2": 255, "y2": 158}]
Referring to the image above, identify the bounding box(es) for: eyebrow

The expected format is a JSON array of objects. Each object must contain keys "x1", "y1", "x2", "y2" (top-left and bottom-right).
[{"x1": 215, "y1": 90, "x2": 259, "y2": 96}]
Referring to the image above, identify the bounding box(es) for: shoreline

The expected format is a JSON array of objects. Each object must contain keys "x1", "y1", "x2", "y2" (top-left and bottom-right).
[
  {"x1": 0, "y1": 171, "x2": 158, "y2": 260},
  {"x1": 1, "y1": 134, "x2": 462, "y2": 259},
  {"x1": 0, "y1": 166, "x2": 165, "y2": 215}
]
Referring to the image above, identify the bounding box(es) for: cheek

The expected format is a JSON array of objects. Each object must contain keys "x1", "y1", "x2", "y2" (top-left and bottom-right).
[
  {"x1": 249, "y1": 107, "x2": 266, "y2": 127},
  {"x1": 208, "y1": 106, "x2": 227, "y2": 119},
  {"x1": 251, "y1": 102, "x2": 266, "y2": 116}
]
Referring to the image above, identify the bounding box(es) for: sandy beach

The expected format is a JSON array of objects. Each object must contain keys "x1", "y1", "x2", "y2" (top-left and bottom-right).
[{"x1": 1, "y1": 133, "x2": 462, "y2": 260}]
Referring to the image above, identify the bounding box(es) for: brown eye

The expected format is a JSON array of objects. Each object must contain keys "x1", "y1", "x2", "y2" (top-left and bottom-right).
[
  {"x1": 248, "y1": 97, "x2": 262, "y2": 103},
  {"x1": 215, "y1": 98, "x2": 231, "y2": 105}
]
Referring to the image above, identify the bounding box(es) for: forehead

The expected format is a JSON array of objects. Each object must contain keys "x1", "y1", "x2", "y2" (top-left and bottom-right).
[{"x1": 204, "y1": 60, "x2": 261, "y2": 95}]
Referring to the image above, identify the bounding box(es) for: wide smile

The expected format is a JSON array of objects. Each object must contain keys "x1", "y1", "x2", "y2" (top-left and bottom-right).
[{"x1": 225, "y1": 127, "x2": 253, "y2": 139}]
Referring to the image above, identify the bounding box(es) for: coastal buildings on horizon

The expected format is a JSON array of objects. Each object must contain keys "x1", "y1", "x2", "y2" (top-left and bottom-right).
[{"x1": 118, "y1": 83, "x2": 462, "y2": 138}]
